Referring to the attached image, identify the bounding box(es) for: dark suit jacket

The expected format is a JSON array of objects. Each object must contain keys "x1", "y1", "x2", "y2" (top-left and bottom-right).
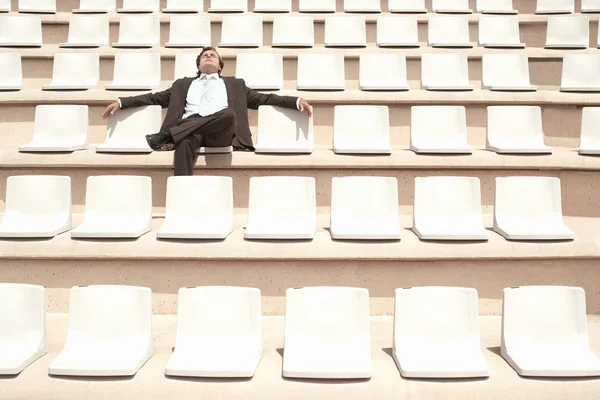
[{"x1": 119, "y1": 76, "x2": 299, "y2": 149}]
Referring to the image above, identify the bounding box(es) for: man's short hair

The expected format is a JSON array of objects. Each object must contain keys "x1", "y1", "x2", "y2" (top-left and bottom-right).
[{"x1": 196, "y1": 46, "x2": 225, "y2": 74}]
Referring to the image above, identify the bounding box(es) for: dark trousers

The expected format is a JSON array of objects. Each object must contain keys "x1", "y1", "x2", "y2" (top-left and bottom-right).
[{"x1": 172, "y1": 108, "x2": 237, "y2": 176}]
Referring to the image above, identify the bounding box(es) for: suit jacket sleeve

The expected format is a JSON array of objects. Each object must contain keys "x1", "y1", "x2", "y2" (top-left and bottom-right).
[
  {"x1": 244, "y1": 81, "x2": 298, "y2": 110},
  {"x1": 119, "y1": 87, "x2": 172, "y2": 109}
]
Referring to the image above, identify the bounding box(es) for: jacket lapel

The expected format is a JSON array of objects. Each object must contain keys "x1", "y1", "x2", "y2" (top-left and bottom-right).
[{"x1": 223, "y1": 76, "x2": 236, "y2": 107}]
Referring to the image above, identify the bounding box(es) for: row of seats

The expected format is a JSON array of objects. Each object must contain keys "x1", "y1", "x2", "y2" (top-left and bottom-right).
[
  {"x1": 0, "y1": 175, "x2": 575, "y2": 241},
  {"x1": 4, "y1": 52, "x2": 600, "y2": 92},
  {"x1": 2, "y1": 283, "x2": 599, "y2": 378},
  {"x1": 14, "y1": 104, "x2": 600, "y2": 155},
  {"x1": 0, "y1": 0, "x2": 593, "y2": 14},
  {"x1": 2, "y1": 14, "x2": 598, "y2": 49}
]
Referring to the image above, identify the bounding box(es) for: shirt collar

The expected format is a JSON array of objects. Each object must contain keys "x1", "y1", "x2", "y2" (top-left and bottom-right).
[{"x1": 199, "y1": 73, "x2": 219, "y2": 80}]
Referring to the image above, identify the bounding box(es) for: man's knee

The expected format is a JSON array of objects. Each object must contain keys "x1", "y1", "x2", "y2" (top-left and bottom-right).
[{"x1": 220, "y1": 107, "x2": 237, "y2": 127}]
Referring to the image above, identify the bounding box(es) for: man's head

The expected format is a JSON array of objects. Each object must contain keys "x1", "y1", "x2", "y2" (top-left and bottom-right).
[{"x1": 196, "y1": 46, "x2": 224, "y2": 76}]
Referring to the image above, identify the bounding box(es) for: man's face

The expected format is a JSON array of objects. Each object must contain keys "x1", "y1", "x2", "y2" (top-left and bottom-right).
[{"x1": 199, "y1": 50, "x2": 221, "y2": 74}]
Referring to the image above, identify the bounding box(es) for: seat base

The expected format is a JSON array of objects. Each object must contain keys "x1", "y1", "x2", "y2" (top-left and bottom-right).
[
  {"x1": 95, "y1": 146, "x2": 152, "y2": 153},
  {"x1": 413, "y1": 226, "x2": 489, "y2": 241},
  {"x1": 72, "y1": 8, "x2": 113, "y2": 13},
  {"x1": 71, "y1": 226, "x2": 152, "y2": 239},
  {"x1": 0, "y1": 85, "x2": 23, "y2": 90},
  {"x1": 392, "y1": 349, "x2": 490, "y2": 379},
  {"x1": 0, "y1": 347, "x2": 46, "y2": 375},
  {"x1": 359, "y1": 84, "x2": 410, "y2": 91},
  {"x1": 481, "y1": 42, "x2": 526, "y2": 48},
  {"x1": 162, "y1": 8, "x2": 202, "y2": 13},
  {"x1": 410, "y1": 145, "x2": 472, "y2": 154},
  {"x1": 116, "y1": 8, "x2": 156, "y2": 13},
  {"x1": 430, "y1": 43, "x2": 474, "y2": 48},
  {"x1": 112, "y1": 43, "x2": 157, "y2": 48},
  {"x1": 41, "y1": 84, "x2": 96, "y2": 90},
  {"x1": 501, "y1": 348, "x2": 600, "y2": 377},
  {"x1": 218, "y1": 42, "x2": 261, "y2": 48},
  {"x1": 297, "y1": 84, "x2": 345, "y2": 90},
  {"x1": 254, "y1": 145, "x2": 313, "y2": 154},
  {"x1": 377, "y1": 42, "x2": 420, "y2": 47},
  {"x1": 579, "y1": 147, "x2": 600, "y2": 155},
  {"x1": 165, "y1": 42, "x2": 209, "y2": 48},
  {"x1": 208, "y1": 8, "x2": 247, "y2": 12},
  {"x1": 433, "y1": 8, "x2": 473, "y2": 13},
  {"x1": 197, "y1": 146, "x2": 233, "y2": 154},
  {"x1": 389, "y1": 8, "x2": 427, "y2": 13},
  {"x1": 0, "y1": 42, "x2": 41, "y2": 47},
  {"x1": 20, "y1": 143, "x2": 88, "y2": 152},
  {"x1": 48, "y1": 352, "x2": 152, "y2": 377},
  {"x1": 325, "y1": 43, "x2": 367, "y2": 47},
  {"x1": 333, "y1": 146, "x2": 392, "y2": 155},
  {"x1": 545, "y1": 44, "x2": 588, "y2": 49},
  {"x1": 105, "y1": 84, "x2": 159, "y2": 90},
  {"x1": 487, "y1": 145, "x2": 552, "y2": 154},
  {"x1": 17, "y1": 9, "x2": 55, "y2": 13},
  {"x1": 59, "y1": 42, "x2": 105, "y2": 48},
  {"x1": 478, "y1": 9, "x2": 518, "y2": 14},
  {"x1": 493, "y1": 226, "x2": 575, "y2": 241},
  {"x1": 535, "y1": 9, "x2": 574, "y2": 14},
  {"x1": 560, "y1": 86, "x2": 600, "y2": 92},
  {"x1": 484, "y1": 85, "x2": 538, "y2": 91},
  {"x1": 422, "y1": 85, "x2": 474, "y2": 91}
]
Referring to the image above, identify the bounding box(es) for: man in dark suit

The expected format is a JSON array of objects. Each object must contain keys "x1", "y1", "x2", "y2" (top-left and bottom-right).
[{"x1": 102, "y1": 46, "x2": 313, "y2": 176}]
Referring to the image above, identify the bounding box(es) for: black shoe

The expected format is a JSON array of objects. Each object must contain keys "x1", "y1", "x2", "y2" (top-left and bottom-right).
[{"x1": 146, "y1": 131, "x2": 174, "y2": 150}]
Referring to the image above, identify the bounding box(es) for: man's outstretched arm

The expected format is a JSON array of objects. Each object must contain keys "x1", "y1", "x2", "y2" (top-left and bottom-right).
[
  {"x1": 245, "y1": 83, "x2": 313, "y2": 117},
  {"x1": 101, "y1": 88, "x2": 172, "y2": 118}
]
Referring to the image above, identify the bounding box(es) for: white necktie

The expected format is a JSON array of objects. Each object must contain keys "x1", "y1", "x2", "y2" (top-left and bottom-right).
[{"x1": 198, "y1": 75, "x2": 216, "y2": 117}]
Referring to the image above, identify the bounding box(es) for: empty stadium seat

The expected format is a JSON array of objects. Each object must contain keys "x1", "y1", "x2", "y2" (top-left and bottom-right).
[
  {"x1": 579, "y1": 107, "x2": 600, "y2": 155},
  {"x1": 560, "y1": 54, "x2": 600, "y2": 91},
  {"x1": 174, "y1": 53, "x2": 198, "y2": 79},
  {"x1": 235, "y1": 53, "x2": 283, "y2": 90},
  {"x1": 486, "y1": 106, "x2": 551, "y2": 154},
  {"x1": 428, "y1": 16, "x2": 472, "y2": 47},
  {"x1": 482, "y1": 54, "x2": 536, "y2": 91},
  {"x1": 113, "y1": 15, "x2": 160, "y2": 48},
  {"x1": 0, "y1": 0, "x2": 10, "y2": 12},
  {"x1": 344, "y1": 0, "x2": 381, "y2": 12},
  {"x1": 582, "y1": 0, "x2": 600, "y2": 12},
  {"x1": 48, "y1": 285, "x2": 152, "y2": 376},
  {"x1": 0, "y1": 284, "x2": 46, "y2": 375},
  {"x1": 324, "y1": 16, "x2": 367, "y2": 47},
  {"x1": 0, "y1": 15, "x2": 42, "y2": 47},
  {"x1": 163, "y1": 0, "x2": 203, "y2": 12},
  {"x1": 393, "y1": 287, "x2": 489, "y2": 378},
  {"x1": 18, "y1": 0, "x2": 55, "y2": 13},
  {"x1": 413, "y1": 177, "x2": 487, "y2": 240},
  {"x1": 105, "y1": 53, "x2": 161, "y2": 90},
  {"x1": 244, "y1": 177, "x2": 316, "y2": 240},
  {"x1": 59, "y1": 15, "x2": 109, "y2": 48},
  {"x1": 476, "y1": 0, "x2": 517, "y2": 13},
  {"x1": 208, "y1": 0, "x2": 247, "y2": 12},
  {"x1": 297, "y1": 54, "x2": 345, "y2": 90},
  {"x1": 97, "y1": 105, "x2": 161, "y2": 153},
  {"x1": 157, "y1": 176, "x2": 234, "y2": 239},
  {"x1": 330, "y1": 177, "x2": 401, "y2": 240},
  {"x1": 432, "y1": 0, "x2": 472, "y2": 13},
  {"x1": 254, "y1": 0, "x2": 291, "y2": 12},
  {"x1": 219, "y1": 16, "x2": 262, "y2": 47},
  {"x1": 376, "y1": 16, "x2": 419, "y2": 47},
  {"x1": 117, "y1": 0, "x2": 159, "y2": 13},
  {"x1": 493, "y1": 177, "x2": 574, "y2": 240},
  {"x1": 535, "y1": 0, "x2": 574, "y2": 13},
  {"x1": 0, "y1": 176, "x2": 71, "y2": 238},
  {"x1": 20, "y1": 105, "x2": 89, "y2": 152},
  {"x1": 70, "y1": 176, "x2": 152, "y2": 239},
  {"x1": 255, "y1": 105, "x2": 314, "y2": 153},
  {"x1": 272, "y1": 16, "x2": 314, "y2": 47},
  {"x1": 333, "y1": 105, "x2": 391, "y2": 154},
  {"x1": 478, "y1": 16, "x2": 525, "y2": 48},
  {"x1": 0, "y1": 53, "x2": 22, "y2": 90},
  {"x1": 165, "y1": 286, "x2": 262, "y2": 378},
  {"x1": 282, "y1": 287, "x2": 371, "y2": 379},
  {"x1": 410, "y1": 106, "x2": 471, "y2": 153},
  {"x1": 359, "y1": 54, "x2": 409, "y2": 90},
  {"x1": 165, "y1": 15, "x2": 210, "y2": 47},
  {"x1": 545, "y1": 16, "x2": 589, "y2": 48},
  {"x1": 299, "y1": 0, "x2": 336, "y2": 12},
  {"x1": 388, "y1": 0, "x2": 427, "y2": 12},
  {"x1": 42, "y1": 53, "x2": 99, "y2": 90},
  {"x1": 73, "y1": 0, "x2": 116, "y2": 13},
  {"x1": 501, "y1": 286, "x2": 600, "y2": 377},
  {"x1": 421, "y1": 53, "x2": 473, "y2": 90}
]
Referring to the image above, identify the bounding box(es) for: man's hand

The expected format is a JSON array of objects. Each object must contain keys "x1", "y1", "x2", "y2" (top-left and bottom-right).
[
  {"x1": 101, "y1": 101, "x2": 120, "y2": 119},
  {"x1": 298, "y1": 98, "x2": 313, "y2": 118}
]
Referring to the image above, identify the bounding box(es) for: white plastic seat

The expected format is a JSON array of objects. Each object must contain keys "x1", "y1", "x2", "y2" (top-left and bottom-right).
[
  {"x1": 196, "y1": 146, "x2": 233, "y2": 154},
  {"x1": 117, "y1": 0, "x2": 159, "y2": 13},
  {"x1": 48, "y1": 285, "x2": 152, "y2": 376},
  {"x1": 299, "y1": 0, "x2": 336, "y2": 12},
  {"x1": 376, "y1": 16, "x2": 419, "y2": 47},
  {"x1": 0, "y1": 53, "x2": 23, "y2": 90},
  {"x1": 476, "y1": 0, "x2": 517, "y2": 13},
  {"x1": 0, "y1": 0, "x2": 10, "y2": 12},
  {"x1": 413, "y1": 177, "x2": 487, "y2": 241},
  {"x1": 255, "y1": 105, "x2": 314, "y2": 153},
  {"x1": 388, "y1": 0, "x2": 427, "y2": 12},
  {"x1": 219, "y1": 16, "x2": 262, "y2": 47},
  {"x1": 165, "y1": 15, "x2": 210, "y2": 47},
  {"x1": 283, "y1": 287, "x2": 371, "y2": 379},
  {"x1": 359, "y1": 54, "x2": 409, "y2": 91},
  {"x1": 432, "y1": 0, "x2": 472, "y2": 13},
  {"x1": 421, "y1": 53, "x2": 473, "y2": 90},
  {"x1": 333, "y1": 105, "x2": 391, "y2": 154},
  {"x1": 73, "y1": 0, "x2": 116, "y2": 13},
  {"x1": 410, "y1": 106, "x2": 471, "y2": 154},
  {"x1": 324, "y1": 16, "x2": 366, "y2": 47},
  {"x1": 42, "y1": 53, "x2": 99, "y2": 90},
  {"x1": 0, "y1": 176, "x2": 71, "y2": 238},
  {"x1": 18, "y1": 0, "x2": 55, "y2": 13},
  {"x1": 254, "y1": 0, "x2": 291, "y2": 12},
  {"x1": 486, "y1": 106, "x2": 551, "y2": 154},
  {"x1": 208, "y1": 0, "x2": 247, "y2": 12},
  {"x1": 174, "y1": 53, "x2": 199, "y2": 79},
  {"x1": 297, "y1": 54, "x2": 345, "y2": 90},
  {"x1": 157, "y1": 176, "x2": 234, "y2": 239},
  {"x1": 71, "y1": 176, "x2": 152, "y2": 239},
  {"x1": 0, "y1": 16, "x2": 42, "y2": 47},
  {"x1": 272, "y1": 16, "x2": 314, "y2": 47},
  {"x1": 344, "y1": 0, "x2": 381, "y2": 12},
  {"x1": 494, "y1": 177, "x2": 574, "y2": 240},
  {"x1": 582, "y1": 0, "x2": 600, "y2": 12},
  {"x1": 0, "y1": 284, "x2": 46, "y2": 375},
  {"x1": 478, "y1": 16, "x2": 525, "y2": 48},
  {"x1": 501, "y1": 286, "x2": 600, "y2": 377},
  {"x1": 105, "y1": 53, "x2": 161, "y2": 90},
  {"x1": 59, "y1": 15, "x2": 109, "y2": 48},
  {"x1": 482, "y1": 54, "x2": 536, "y2": 91},
  {"x1": 244, "y1": 177, "x2": 316, "y2": 240},
  {"x1": 97, "y1": 105, "x2": 161, "y2": 153},
  {"x1": 113, "y1": 15, "x2": 160, "y2": 47},
  {"x1": 163, "y1": 0, "x2": 203, "y2": 12},
  {"x1": 393, "y1": 287, "x2": 489, "y2": 378},
  {"x1": 579, "y1": 107, "x2": 600, "y2": 155},
  {"x1": 20, "y1": 105, "x2": 89, "y2": 152},
  {"x1": 560, "y1": 54, "x2": 600, "y2": 92},
  {"x1": 330, "y1": 177, "x2": 401, "y2": 240},
  {"x1": 235, "y1": 54, "x2": 283, "y2": 90},
  {"x1": 428, "y1": 16, "x2": 472, "y2": 47},
  {"x1": 535, "y1": 0, "x2": 574, "y2": 13},
  {"x1": 165, "y1": 286, "x2": 261, "y2": 377},
  {"x1": 545, "y1": 16, "x2": 589, "y2": 48}
]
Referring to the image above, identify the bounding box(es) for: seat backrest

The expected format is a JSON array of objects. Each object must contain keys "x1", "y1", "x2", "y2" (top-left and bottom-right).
[
  {"x1": 83, "y1": 175, "x2": 152, "y2": 220},
  {"x1": 50, "y1": 53, "x2": 99, "y2": 85},
  {"x1": 494, "y1": 176, "x2": 564, "y2": 220},
  {"x1": 377, "y1": 16, "x2": 418, "y2": 44},
  {"x1": 4, "y1": 175, "x2": 71, "y2": 220},
  {"x1": 121, "y1": 0, "x2": 159, "y2": 11},
  {"x1": 66, "y1": 15, "x2": 109, "y2": 44},
  {"x1": 324, "y1": 16, "x2": 366, "y2": 44},
  {"x1": 421, "y1": 53, "x2": 469, "y2": 86},
  {"x1": 299, "y1": 0, "x2": 336, "y2": 12},
  {"x1": 476, "y1": 0, "x2": 514, "y2": 11},
  {"x1": 0, "y1": 53, "x2": 23, "y2": 86},
  {"x1": 272, "y1": 16, "x2": 314, "y2": 46},
  {"x1": 580, "y1": 107, "x2": 600, "y2": 144},
  {"x1": 414, "y1": 176, "x2": 483, "y2": 220},
  {"x1": 331, "y1": 176, "x2": 399, "y2": 218},
  {"x1": 112, "y1": 53, "x2": 161, "y2": 85},
  {"x1": 0, "y1": 15, "x2": 42, "y2": 44},
  {"x1": 164, "y1": 176, "x2": 233, "y2": 220},
  {"x1": 0, "y1": 0, "x2": 11, "y2": 11},
  {"x1": 478, "y1": 16, "x2": 521, "y2": 44},
  {"x1": 536, "y1": 0, "x2": 574, "y2": 12},
  {"x1": 77, "y1": 0, "x2": 116, "y2": 11},
  {"x1": 359, "y1": 54, "x2": 407, "y2": 86},
  {"x1": 168, "y1": 15, "x2": 210, "y2": 45},
  {"x1": 33, "y1": 105, "x2": 89, "y2": 141},
  {"x1": 486, "y1": 106, "x2": 543, "y2": 144},
  {"x1": 235, "y1": 53, "x2": 283, "y2": 89},
  {"x1": 105, "y1": 105, "x2": 162, "y2": 142},
  {"x1": 247, "y1": 176, "x2": 316, "y2": 218},
  {"x1": 546, "y1": 16, "x2": 589, "y2": 46},
  {"x1": 166, "y1": 0, "x2": 204, "y2": 10},
  {"x1": 18, "y1": 0, "x2": 56, "y2": 12},
  {"x1": 388, "y1": 0, "x2": 426, "y2": 10},
  {"x1": 297, "y1": 54, "x2": 345, "y2": 88},
  {"x1": 174, "y1": 53, "x2": 199, "y2": 80},
  {"x1": 221, "y1": 16, "x2": 262, "y2": 45},
  {"x1": 482, "y1": 53, "x2": 531, "y2": 86},
  {"x1": 257, "y1": 105, "x2": 313, "y2": 145},
  {"x1": 411, "y1": 105, "x2": 467, "y2": 142},
  {"x1": 432, "y1": 0, "x2": 470, "y2": 10},
  {"x1": 428, "y1": 16, "x2": 470, "y2": 44},
  {"x1": 0, "y1": 283, "x2": 45, "y2": 342},
  {"x1": 117, "y1": 15, "x2": 159, "y2": 44},
  {"x1": 334, "y1": 105, "x2": 390, "y2": 140},
  {"x1": 561, "y1": 54, "x2": 600, "y2": 87},
  {"x1": 255, "y1": 0, "x2": 291, "y2": 11},
  {"x1": 210, "y1": 0, "x2": 248, "y2": 11},
  {"x1": 344, "y1": 0, "x2": 380, "y2": 11}
]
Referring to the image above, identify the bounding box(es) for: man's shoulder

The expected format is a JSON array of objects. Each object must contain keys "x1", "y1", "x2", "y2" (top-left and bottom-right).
[
  {"x1": 173, "y1": 77, "x2": 196, "y2": 86},
  {"x1": 221, "y1": 75, "x2": 242, "y2": 83}
]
